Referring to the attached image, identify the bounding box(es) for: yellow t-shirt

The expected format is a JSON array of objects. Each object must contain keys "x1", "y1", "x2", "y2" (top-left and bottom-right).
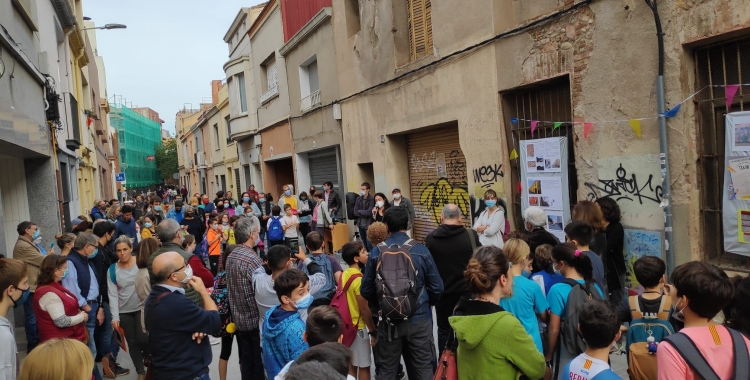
[
  {"x1": 228, "y1": 229, "x2": 236, "y2": 245},
  {"x1": 342, "y1": 267, "x2": 365, "y2": 329}
]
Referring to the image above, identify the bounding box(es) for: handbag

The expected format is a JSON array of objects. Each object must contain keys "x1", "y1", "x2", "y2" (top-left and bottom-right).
[{"x1": 434, "y1": 329, "x2": 458, "y2": 380}]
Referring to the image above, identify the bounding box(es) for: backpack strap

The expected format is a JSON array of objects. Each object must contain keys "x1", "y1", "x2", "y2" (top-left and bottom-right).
[
  {"x1": 663, "y1": 333, "x2": 721, "y2": 380},
  {"x1": 727, "y1": 327, "x2": 750, "y2": 380},
  {"x1": 562, "y1": 278, "x2": 590, "y2": 295},
  {"x1": 109, "y1": 264, "x2": 117, "y2": 286},
  {"x1": 657, "y1": 295, "x2": 672, "y2": 321},
  {"x1": 465, "y1": 228, "x2": 477, "y2": 252},
  {"x1": 629, "y1": 295, "x2": 643, "y2": 320},
  {"x1": 338, "y1": 273, "x2": 362, "y2": 293}
]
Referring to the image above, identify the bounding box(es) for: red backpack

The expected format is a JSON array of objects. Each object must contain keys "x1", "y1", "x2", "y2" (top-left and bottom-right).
[{"x1": 329, "y1": 273, "x2": 362, "y2": 347}]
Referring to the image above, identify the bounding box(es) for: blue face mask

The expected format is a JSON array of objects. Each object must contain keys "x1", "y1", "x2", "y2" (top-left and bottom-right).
[
  {"x1": 154, "y1": 205, "x2": 162, "y2": 211},
  {"x1": 90, "y1": 248, "x2": 99, "y2": 259},
  {"x1": 11, "y1": 287, "x2": 30, "y2": 308},
  {"x1": 284, "y1": 190, "x2": 291, "y2": 196},
  {"x1": 292, "y1": 293, "x2": 314, "y2": 310},
  {"x1": 243, "y1": 197, "x2": 251, "y2": 203},
  {"x1": 260, "y1": 199, "x2": 266, "y2": 203},
  {"x1": 521, "y1": 269, "x2": 531, "y2": 278},
  {"x1": 300, "y1": 197, "x2": 307, "y2": 201},
  {"x1": 61, "y1": 268, "x2": 69, "y2": 280},
  {"x1": 32, "y1": 230, "x2": 40, "y2": 240},
  {"x1": 485, "y1": 200, "x2": 497, "y2": 208}
]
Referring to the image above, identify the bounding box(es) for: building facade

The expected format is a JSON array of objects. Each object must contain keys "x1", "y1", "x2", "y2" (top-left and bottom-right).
[{"x1": 110, "y1": 103, "x2": 162, "y2": 192}]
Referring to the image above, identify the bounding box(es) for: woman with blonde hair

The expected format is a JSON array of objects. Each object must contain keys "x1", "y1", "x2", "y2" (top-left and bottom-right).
[
  {"x1": 449, "y1": 245, "x2": 546, "y2": 379},
  {"x1": 19, "y1": 338, "x2": 94, "y2": 380},
  {"x1": 135, "y1": 237, "x2": 159, "y2": 306},
  {"x1": 55, "y1": 233, "x2": 77, "y2": 256},
  {"x1": 106, "y1": 205, "x2": 122, "y2": 223},
  {"x1": 499, "y1": 239, "x2": 550, "y2": 354}
]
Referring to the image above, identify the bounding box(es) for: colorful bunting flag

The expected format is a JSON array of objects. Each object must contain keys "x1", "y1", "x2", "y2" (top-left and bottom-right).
[
  {"x1": 584, "y1": 122, "x2": 593, "y2": 139},
  {"x1": 531, "y1": 121, "x2": 538, "y2": 137},
  {"x1": 553, "y1": 122, "x2": 562, "y2": 130},
  {"x1": 663, "y1": 104, "x2": 681, "y2": 118},
  {"x1": 517, "y1": 181, "x2": 522, "y2": 193},
  {"x1": 726, "y1": 84, "x2": 740, "y2": 110},
  {"x1": 629, "y1": 119, "x2": 642, "y2": 138},
  {"x1": 509, "y1": 149, "x2": 519, "y2": 160}
]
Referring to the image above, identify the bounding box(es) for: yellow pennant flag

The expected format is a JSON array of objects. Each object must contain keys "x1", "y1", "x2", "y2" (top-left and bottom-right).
[
  {"x1": 509, "y1": 149, "x2": 519, "y2": 160},
  {"x1": 629, "y1": 119, "x2": 642, "y2": 138}
]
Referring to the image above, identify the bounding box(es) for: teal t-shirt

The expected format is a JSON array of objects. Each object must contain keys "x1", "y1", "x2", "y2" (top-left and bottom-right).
[
  {"x1": 547, "y1": 279, "x2": 604, "y2": 319},
  {"x1": 500, "y1": 275, "x2": 550, "y2": 353}
]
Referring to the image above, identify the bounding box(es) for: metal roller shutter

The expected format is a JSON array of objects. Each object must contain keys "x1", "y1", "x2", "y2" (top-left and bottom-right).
[
  {"x1": 408, "y1": 127, "x2": 470, "y2": 242},
  {"x1": 309, "y1": 148, "x2": 340, "y2": 192}
]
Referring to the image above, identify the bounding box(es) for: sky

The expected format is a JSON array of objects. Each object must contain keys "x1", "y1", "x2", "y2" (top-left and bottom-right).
[{"x1": 84, "y1": 0, "x2": 266, "y2": 135}]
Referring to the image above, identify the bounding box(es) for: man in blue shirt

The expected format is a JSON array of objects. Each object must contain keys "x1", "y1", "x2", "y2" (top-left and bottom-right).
[
  {"x1": 145, "y1": 251, "x2": 221, "y2": 380},
  {"x1": 167, "y1": 200, "x2": 186, "y2": 223},
  {"x1": 361, "y1": 206, "x2": 444, "y2": 380}
]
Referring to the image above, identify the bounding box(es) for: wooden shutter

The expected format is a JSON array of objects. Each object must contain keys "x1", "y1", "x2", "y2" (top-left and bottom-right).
[
  {"x1": 407, "y1": 127, "x2": 469, "y2": 242},
  {"x1": 407, "y1": 0, "x2": 433, "y2": 60}
]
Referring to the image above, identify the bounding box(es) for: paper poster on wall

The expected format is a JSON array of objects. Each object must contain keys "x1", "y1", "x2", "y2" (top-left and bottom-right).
[
  {"x1": 728, "y1": 157, "x2": 750, "y2": 200},
  {"x1": 546, "y1": 210, "x2": 566, "y2": 241},
  {"x1": 525, "y1": 139, "x2": 562, "y2": 173},
  {"x1": 733, "y1": 122, "x2": 750, "y2": 152},
  {"x1": 623, "y1": 229, "x2": 663, "y2": 289},
  {"x1": 527, "y1": 177, "x2": 564, "y2": 211},
  {"x1": 739, "y1": 210, "x2": 750, "y2": 243}
]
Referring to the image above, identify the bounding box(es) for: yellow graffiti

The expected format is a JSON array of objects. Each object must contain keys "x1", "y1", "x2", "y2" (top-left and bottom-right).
[
  {"x1": 625, "y1": 254, "x2": 639, "y2": 289},
  {"x1": 420, "y1": 178, "x2": 470, "y2": 225}
]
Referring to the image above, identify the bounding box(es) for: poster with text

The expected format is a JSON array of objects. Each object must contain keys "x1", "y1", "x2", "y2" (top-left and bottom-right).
[
  {"x1": 546, "y1": 210, "x2": 566, "y2": 241},
  {"x1": 527, "y1": 177, "x2": 564, "y2": 211},
  {"x1": 723, "y1": 112, "x2": 750, "y2": 256},
  {"x1": 525, "y1": 138, "x2": 562, "y2": 173},
  {"x1": 728, "y1": 157, "x2": 750, "y2": 200}
]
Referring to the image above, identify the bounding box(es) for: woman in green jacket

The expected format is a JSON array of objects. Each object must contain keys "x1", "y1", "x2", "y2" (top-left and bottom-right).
[{"x1": 450, "y1": 246, "x2": 548, "y2": 380}]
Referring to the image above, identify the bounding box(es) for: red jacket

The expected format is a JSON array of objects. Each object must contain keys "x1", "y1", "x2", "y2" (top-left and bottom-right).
[
  {"x1": 33, "y1": 282, "x2": 87, "y2": 343},
  {"x1": 189, "y1": 255, "x2": 214, "y2": 286}
]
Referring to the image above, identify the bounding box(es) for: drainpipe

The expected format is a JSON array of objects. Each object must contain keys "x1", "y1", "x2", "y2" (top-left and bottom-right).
[{"x1": 646, "y1": 0, "x2": 675, "y2": 276}]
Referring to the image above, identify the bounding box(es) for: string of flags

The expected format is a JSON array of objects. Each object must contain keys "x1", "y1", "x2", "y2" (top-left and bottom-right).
[{"x1": 508, "y1": 84, "x2": 748, "y2": 161}]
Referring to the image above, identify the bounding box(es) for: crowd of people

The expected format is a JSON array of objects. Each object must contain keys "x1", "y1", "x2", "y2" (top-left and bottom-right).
[{"x1": 1, "y1": 184, "x2": 750, "y2": 380}]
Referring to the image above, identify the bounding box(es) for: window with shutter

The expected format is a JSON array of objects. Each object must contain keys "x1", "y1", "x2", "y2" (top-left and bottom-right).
[
  {"x1": 308, "y1": 61, "x2": 320, "y2": 93},
  {"x1": 267, "y1": 64, "x2": 278, "y2": 90},
  {"x1": 407, "y1": 0, "x2": 433, "y2": 60}
]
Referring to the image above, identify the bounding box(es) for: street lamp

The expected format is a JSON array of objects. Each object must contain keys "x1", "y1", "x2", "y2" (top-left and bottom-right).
[{"x1": 81, "y1": 24, "x2": 127, "y2": 31}]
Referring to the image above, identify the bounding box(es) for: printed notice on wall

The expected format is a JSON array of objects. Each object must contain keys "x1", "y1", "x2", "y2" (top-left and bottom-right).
[
  {"x1": 728, "y1": 157, "x2": 750, "y2": 200},
  {"x1": 525, "y1": 139, "x2": 562, "y2": 173},
  {"x1": 739, "y1": 210, "x2": 750, "y2": 243},
  {"x1": 527, "y1": 177, "x2": 564, "y2": 211},
  {"x1": 546, "y1": 210, "x2": 566, "y2": 241}
]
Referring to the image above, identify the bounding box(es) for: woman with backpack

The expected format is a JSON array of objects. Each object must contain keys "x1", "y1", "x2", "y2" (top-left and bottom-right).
[
  {"x1": 107, "y1": 236, "x2": 149, "y2": 379},
  {"x1": 212, "y1": 244, "x2": 239, "y2": 380},
  {"x1": 499, "y1": 239, "x2": 550, "y2": 354},
  {"x1": 449, "y1": 245, "x2": 547, "y2": 379},
  {"x1": 472, "y1": 189, "x2": 506, "y2": 248},
  {"x1": 545, "y1": 242, "x2": 604, "y2": 373}
]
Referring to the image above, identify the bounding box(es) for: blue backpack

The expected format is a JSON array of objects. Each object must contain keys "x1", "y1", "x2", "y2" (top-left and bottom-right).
[
  {"x1": 268, "y1": 216, "x2": 284, "y2": 242},
  {"x1": 626, "y1": 294, "x2": 674, "y2": 380},
  {"x1": 302, "y1": 254, "x2": 336, "y2": 301}
]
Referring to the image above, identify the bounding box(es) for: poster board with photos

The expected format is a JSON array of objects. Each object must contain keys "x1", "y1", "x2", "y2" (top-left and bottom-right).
[
  {"x1": 723, "y1": 112, "x2": 750, "y2": 256},
  {"x1": 520, "y1": 137, "x2": 571, "y2": 242}
]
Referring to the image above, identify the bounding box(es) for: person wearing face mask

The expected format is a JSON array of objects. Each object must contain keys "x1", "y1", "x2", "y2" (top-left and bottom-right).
[
  {"x1": 167, "y1": 200, "x2": 186, "y2": 223},
  {"x1": 62, "y1": 232, "x2": 110, "y2": 379},
  {"x1": 13, "y1": 221, "x2": 45, "y2": 353},
  {"x1": 248, "y1": 185, "x2": 260, "y2": 203},
  {"x1": 278, "y1": 184, "x2": 299, "y2": 214},
  {"x1": 147, "y1": 219, "x2": 215, "y2": 305},
  {"x1": 201, "y1": 194, "x2": 216, "y2": 215},
  {"x1": 499, "y1": 239, "x2": 550, "y2": 355},
  {"x1": 146, "y1": 251, "x2": 222, "y2": 380},
  {"x1": 472, "y1": 189, "x2": 506, "y2": 249},
  {"x1": 55, "y1": 232, "x2": 77, "y2": 256},
  {"x1": 181, "y1": 206, "x2": 205, "y2": 255},
  {"x1": 225, "y1": 191, "x2": 238, "y2": 209},
  {"x1": 258, "y1": 193, "x2": 274, "y2": 244},
  {"x1": 425, "y1": 204, "x2": 482, "y2": 355},
  {"x1": 206, "y1": 217, "x2": 227, "y2": 275},
  {"x1": 147, "y1": 197, "x2": 165, "y2": 225},
  {"x1": 0, "y1": 257, "x2": 29, "y2": 380},
  {"x1": 450, "y1": 245, "x2": 547, "y2": 380},
  {"x1": 296, "y1": 191, "x2": 315, "y2": 242},
  {"x1": 322, "y1": 181, "x2": 341, "y2": 221},
  {"x1": 262, "y1": 268, "x2": 313, "y2": 379},
  {"x1": 390, "y1": 187, "x2": 415, "y2": 237},
  {"x1": 657, "y1": 262, "x2": 748, "y2": 380},
  {"x1": 140, "y1": 214, "x2": 157, "y2": 240},
  {"x1": 523, "y1": 206, "x2": 560, "y2": 257},
  {"x1": 371, "y1": 193, "x2": 390, "y2": 223},
  {"x1": 353, "y1": 182, "x2": 375, "y2": 251},
  {"x1": 282, "y1": 204, "x2": 301, "y2": 249}
]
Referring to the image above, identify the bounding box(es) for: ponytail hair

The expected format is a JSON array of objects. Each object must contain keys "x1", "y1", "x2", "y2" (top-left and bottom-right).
[
  {"x1": 503, "y1": 238, "x2": 530, "y2": 267},
  {"x1": 551, "y1": 242, "x2": 593, "y2": 281},
  {"x1": 464, "y1": 246, "x2": 509, "y2": 295}
]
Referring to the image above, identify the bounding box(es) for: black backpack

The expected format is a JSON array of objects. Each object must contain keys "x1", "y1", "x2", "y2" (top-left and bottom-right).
[
  {"x1": 560, "y1": 278, "x2": 603, "y2": 356},
  {"x1": 375, "y1": 240, "x2": 419, "y2": 321}
]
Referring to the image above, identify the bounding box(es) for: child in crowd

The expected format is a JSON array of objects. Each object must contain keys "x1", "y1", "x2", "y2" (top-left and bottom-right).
[
  {"x1": 657, "y1": 262, "x2": 747, "y2": 380},
  {"x1": 0, "y1": 256, "x2": 28, "y2": 380},
  {"x1": 340, "y1": 241, "x2": 376, "y2": 379},
  {"x1": 723, "y1": 275, "x2": 750, "y2": 337},
  {"x1": 262, "y1": 269, "x2": 312, "y2": 379},
  {"x1": 227, "y1": 216, "x2": 240, "y2": 245},
  {"x1": 546, "y1": 243, "x2": 605, "y2": 373},
  {"x1": 564, "y1": 220, "x2": 607, "y2": 296},
  {"x1": 562, "y1": 300, "x2": 623, "y2": 379},
  {"x1": 299, "y1": 232, "x2": 341, "y2": 307},
  {"x1": 500, "y1": 239, "x2": 549, "y2": 354},
  {"x1": 293, "y1": 343, "x2": 353, "y2": 380},
  {"x1": 282, "y1": 204, "x2": 300, "y2": 249},
  {"x1": 366, "y1": 222, "x2": 389, "y2": 247},
  {"x1": 206, "y1": 216, "x2": 226, "y2": 275},
  {"x1": 213, "y1": 244, "x2": 238, "y2": 380},
  {"x1": 268, "y1": 206, "x2": 285, "y2": 247},
  {"x1": 530, "y1": 244, "x2": 565, "y2": 297}
]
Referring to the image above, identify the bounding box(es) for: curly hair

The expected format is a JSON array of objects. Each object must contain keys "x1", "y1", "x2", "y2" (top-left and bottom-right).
[
  {"x1": 366, "y1": 222, "x2": 389, "y2": 246},
  {"x1": 595, "y1": 198, "x2": 622, "y2": 223}
]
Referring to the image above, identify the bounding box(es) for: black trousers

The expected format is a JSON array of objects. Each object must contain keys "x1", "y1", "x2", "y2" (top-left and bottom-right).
[
  {"x1": 236, "y1": 329, "x2": 264, "y2": 380},
  {"x1": 435, "y1": 294, "x2": 464, "y2": 353},
  {"x1": 375, "y1": 319, "x2": 435, "y2": 380}
]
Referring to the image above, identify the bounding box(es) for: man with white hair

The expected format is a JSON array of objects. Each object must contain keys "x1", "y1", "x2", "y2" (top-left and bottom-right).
[{"x1": 523, "y1": 206, "x2": 560, "y2": 255}]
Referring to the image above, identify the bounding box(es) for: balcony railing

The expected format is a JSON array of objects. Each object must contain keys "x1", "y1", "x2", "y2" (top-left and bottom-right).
[
  {"x1": 300, "y1": 90, "x2": 321, "y2": 113},
  {"x1": 194, "y1": 151, "x2": 208, "y2": 168},
  {"x1": 260, "y1": 84, "x2": 279, "y2": 104}
]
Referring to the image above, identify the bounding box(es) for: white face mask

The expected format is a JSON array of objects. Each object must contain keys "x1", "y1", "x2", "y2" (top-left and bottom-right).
[
  {"x1": 179, "y1": 265, "x2": 193, "y2": 284},
  {"x1": 376, "y1": 201, "x2": 384, "y2": 208},
  {"x1": 393, "y1": 193, "x2": 401, "y2": 199},
  {"x1": 360, "y1": 190, "x2": 366, "y2": 196}
]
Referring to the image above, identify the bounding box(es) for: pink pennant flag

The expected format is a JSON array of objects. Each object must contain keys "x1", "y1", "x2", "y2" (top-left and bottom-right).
[
  {"x1": 726, "y1": 84, "x2": 740, "y2": 110},
  {"x1": 584, "y1": 122, "x2": 593, "y2": 139},
  {"x1": 531, "y1": 120, "x2": 538, "y2": 138}
]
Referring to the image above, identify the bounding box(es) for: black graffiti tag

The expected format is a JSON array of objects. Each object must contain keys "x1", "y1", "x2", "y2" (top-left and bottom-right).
[
  {"x1": 446, "y1": 150, "x2": 466, "y2": 179},
  {"x1": 473, "y1": 164, "x2": 504, "y2": 188},
  {"x1": 584, "y1": 164, "x2": 663, "y2": 204}
]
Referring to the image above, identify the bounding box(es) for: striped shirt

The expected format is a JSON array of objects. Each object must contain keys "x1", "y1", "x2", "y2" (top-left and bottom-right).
[{"x1": 226, "y1": 244, "x2": 264, "y2": 331}]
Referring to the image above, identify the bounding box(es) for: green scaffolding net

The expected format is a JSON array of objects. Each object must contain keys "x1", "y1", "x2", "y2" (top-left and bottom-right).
[{"x1": 109, "y1": 103, "x2": 162, "y2": 188}]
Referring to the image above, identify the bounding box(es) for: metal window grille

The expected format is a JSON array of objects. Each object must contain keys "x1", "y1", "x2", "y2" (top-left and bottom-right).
[
  {"x1": 501, "y1": 77, "x2": 576, "y2": 229},
  {"x1": 235, "y1": 169, "x2": 241, "y2": 193},
  {"x1": 695, "y1": 37, "x2": 750, "y2": 262}
]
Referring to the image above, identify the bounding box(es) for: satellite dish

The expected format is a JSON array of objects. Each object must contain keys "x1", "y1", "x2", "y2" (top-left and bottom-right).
[{"x1": 173, "y1": 173, "x2": 180, "y2": 180}]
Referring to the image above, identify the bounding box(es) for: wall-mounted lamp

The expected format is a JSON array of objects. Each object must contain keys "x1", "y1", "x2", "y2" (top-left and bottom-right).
[{"x1": 81, "y1": 24, "x2": 127, "y2": 31}]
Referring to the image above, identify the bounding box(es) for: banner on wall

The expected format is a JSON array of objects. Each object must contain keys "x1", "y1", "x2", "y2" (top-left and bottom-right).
[
  {"x1": 520, "y1": 137, "x2": 570, "y2": 241},
  {"x1": 723, "y1": 112, "x2": 750, "y2": 256}
]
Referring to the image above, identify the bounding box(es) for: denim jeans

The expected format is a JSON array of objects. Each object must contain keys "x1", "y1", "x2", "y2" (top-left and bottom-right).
[
  {"x1": 86, "y1": 303, "x2": 102, "y2": 379},
  {"x1": 359, "y1": 226, "x2": 372, "y2": 251},
  {"x1": 95, "y1": 302, "x2": 118, "y2": 360},
  {"x1": 23, "y1": 291, "x2": 38, "y2": 353}
]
